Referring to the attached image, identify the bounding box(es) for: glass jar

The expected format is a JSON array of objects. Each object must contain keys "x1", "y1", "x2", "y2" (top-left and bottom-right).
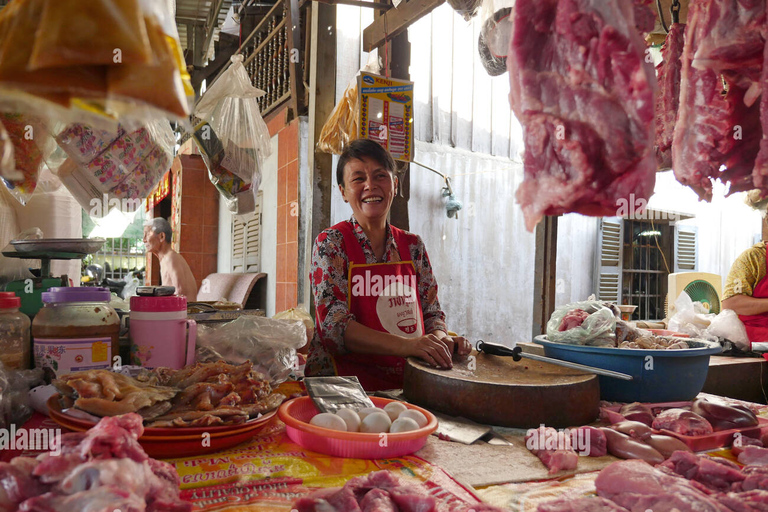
[
  {"x1": 32, "y1": 287, "x2": 119, "y2": 375},
  {"x1": 0, "y1": 292, "x2": 31, "y2": 369}
]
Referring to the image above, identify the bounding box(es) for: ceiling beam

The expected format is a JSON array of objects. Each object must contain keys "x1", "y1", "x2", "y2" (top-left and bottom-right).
[{"x1": 362, "y1": 0, "x2": 445, "y2": 52}]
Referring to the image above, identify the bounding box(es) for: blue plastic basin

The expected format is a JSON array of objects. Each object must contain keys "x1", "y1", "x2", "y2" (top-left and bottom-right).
[{"x1": 533, "y1": 335, "x2": 722, "y2": 402}]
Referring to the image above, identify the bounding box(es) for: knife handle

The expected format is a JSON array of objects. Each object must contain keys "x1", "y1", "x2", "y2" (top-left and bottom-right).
[{"x1": 476, "y1": 340, "x2": 522, "y2": 361}]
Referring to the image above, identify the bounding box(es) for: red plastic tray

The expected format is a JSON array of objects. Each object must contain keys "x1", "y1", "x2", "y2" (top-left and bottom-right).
[{"x1": 606, "y1": 401, "x2": 768, "y2": 452}]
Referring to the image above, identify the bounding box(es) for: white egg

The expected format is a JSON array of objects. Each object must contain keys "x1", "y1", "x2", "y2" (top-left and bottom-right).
[
  {"x1": 336, "y1": 408, "x2": 361, "y2": 432},
  {"x1": 390, "y1": 417, "x2": 420, "y2": 433},
  {"x1": 358, "y1": 407, "x2": 384, "y2": 421},
  {"x1": 398, "y1": 409, "x2": 428, "y2": 428},
  {"x1": 310, "y1": 412, "x2": 347, "y2": 431},
  {"x1": 360, "y1": 411, "x2": 392, "y2": 433},
  {"x1": 383, "y1": 401, "x2": 408, "y2": 422}
]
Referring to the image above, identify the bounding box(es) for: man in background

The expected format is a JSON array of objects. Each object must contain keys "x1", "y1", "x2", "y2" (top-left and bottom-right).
[{"x1": 143, "y1": 218, "x2": 198, "y2": 299}]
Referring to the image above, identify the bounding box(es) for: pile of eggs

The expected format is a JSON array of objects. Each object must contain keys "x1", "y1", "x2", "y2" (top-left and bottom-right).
[{"x1": 309, "y1": 401, "x2": 428, "y2": 434}]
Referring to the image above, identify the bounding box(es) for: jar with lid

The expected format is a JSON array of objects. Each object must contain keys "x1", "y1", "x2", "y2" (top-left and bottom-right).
[
  {"x1": 0, "y1": 292, "x2": 31, "y2": 369},
  {"x1": 31, "y1": 287, "x2": 119, "y2": 375}
]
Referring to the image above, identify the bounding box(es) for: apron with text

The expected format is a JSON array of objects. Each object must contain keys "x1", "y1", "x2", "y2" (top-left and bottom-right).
[
  {"x1": 738, "y1": 244, "x2": 768, "y2": 347},
  {"x1": 331, "y1": 221, "x2": 425, "y2": 391}
]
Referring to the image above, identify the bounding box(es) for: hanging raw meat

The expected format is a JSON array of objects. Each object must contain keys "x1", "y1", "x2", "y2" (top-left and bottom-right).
[
  {"x1": 752, "y1": 28, "x2": 768, "y2": 189},
  {"x1": 655, "y1": 23, "x2": 685, "y2": 170},
  {"x1": 507, "y1": 0, "x2": 657, "y2": 231},
  {"x1": 671, "y1": 0, "x2": 766, "y2": 200}
]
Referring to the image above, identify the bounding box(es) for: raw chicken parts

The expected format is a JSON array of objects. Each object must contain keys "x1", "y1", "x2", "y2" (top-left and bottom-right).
[{"x1": 507, "y1": 0, "x2": 657, "y2": 231}]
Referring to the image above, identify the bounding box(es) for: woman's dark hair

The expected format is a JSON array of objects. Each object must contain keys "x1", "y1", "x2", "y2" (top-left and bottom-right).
[{"x1": 336, "y1": 139, "x2": 397, "y2": 187}]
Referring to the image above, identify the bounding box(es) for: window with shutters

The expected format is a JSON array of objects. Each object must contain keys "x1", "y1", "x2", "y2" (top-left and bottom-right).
[
  {"x1": 595, "y1": 216, "x2": 697, "y2": 321},
  {"x1": 231, "y1": 192, "x2": 263, "y2": 273},
  {"x1": 621, "y1": 219, "x2": 674, "y2": 321}
]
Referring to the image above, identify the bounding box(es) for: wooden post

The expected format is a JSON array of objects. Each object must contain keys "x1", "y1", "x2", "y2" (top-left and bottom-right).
[
  {"x1": 532, "y1": 216, "x2": 559, "y2": 338},
  {"x1": 386, "y1": 30, "x2": 411, "y2": 231},
  {"x1": 302, "y1": 1, "x2": 337, "y2": 308}
]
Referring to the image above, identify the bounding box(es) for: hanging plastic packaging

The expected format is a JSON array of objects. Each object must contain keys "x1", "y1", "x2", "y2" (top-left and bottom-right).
[
  {"x1": 317, "y1": 79, "x2": 359, "y2": 155},
  {"x1": 0, "y1": 0, "x2": 190, "y2": 127},
  {"x1": 54, "y1": 119, "x2": 175, "y2": 216},
  {"x1": 0, "y1": 113, "x2": 55, "y2": 205},
  {"x1": 194, "y1": 55, "x2": 271, "y2": 213}
]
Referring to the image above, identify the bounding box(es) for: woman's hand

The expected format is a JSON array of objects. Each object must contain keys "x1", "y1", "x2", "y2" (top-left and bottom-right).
[
  {"x1": 405, "y1": 334, "x2": 454, "y2": 369},
  {"x1": 439, "y1": 336, "x2": 472, "y2": 357}
]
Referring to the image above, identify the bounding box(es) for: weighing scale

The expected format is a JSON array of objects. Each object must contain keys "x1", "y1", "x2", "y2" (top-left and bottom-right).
[{"x1": 2, "y1": 238, "x2": 106, "y2": 317}]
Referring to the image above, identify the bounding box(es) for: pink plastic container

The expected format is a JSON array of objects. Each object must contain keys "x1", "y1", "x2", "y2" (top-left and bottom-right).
[
  {"x1": 129, "y1": 295, "x2": 196, "y2": 369},
  {"x1": 278, "y1": 396, "x2": 437, "y2": 459}
]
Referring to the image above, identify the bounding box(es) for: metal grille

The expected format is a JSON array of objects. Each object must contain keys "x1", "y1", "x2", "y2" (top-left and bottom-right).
[
  {"x1": 621, "y1": 220, "x2": 672, "y2": 321},
  {"x1": 90, "y1": 238, "x2": 146, "y2": 280},
  {"x1": 242, "y1": 1, "x2": 292, "y2": 115}
]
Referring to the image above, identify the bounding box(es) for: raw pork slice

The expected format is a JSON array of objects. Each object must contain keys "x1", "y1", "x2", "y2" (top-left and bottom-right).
[
  {"x1": 655, "y1": 22, "x2": 685, "y2": 170},
  {"x1": 652, "y1": 408, "x2": 714, "y2": 436},
  {"x1": 671, "y1": 0, "x2": 765, "y2": 200},
  {"x1": 751, "y1": 25, "x2": 768, "y2": 190},
  {"x1": 595, "y1": 459, "x2": 731, "y2": 512},
  {"x1": 739, "y1": 446, "x2": 768, "y2": 467},
  {"x1": 507, "y1": 0, "x2": 657, "y2": 231},
  {"x1": 537, "y1": 496, "x2": 630, "y2": 512},
  {"x1": 658, "y1": 451, "x2": 746, "y2": 492}
]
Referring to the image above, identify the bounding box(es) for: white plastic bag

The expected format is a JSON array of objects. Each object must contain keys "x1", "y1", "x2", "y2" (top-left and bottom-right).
[
  {"x1": 704, "y1": 309, "x2": 750, "y2": 350},
  {"x1": 195, "y1": 54, "x2": 271, "y2": 182},
  {"x1": 195, "y1": 315, "x2": 306, "y2": 386},
  {"x1": 546, "y1": 300, "x2": 617, "y2": 347},
  {"x1": 668, "y1": 292, "x2": 717, "y2": 339}
]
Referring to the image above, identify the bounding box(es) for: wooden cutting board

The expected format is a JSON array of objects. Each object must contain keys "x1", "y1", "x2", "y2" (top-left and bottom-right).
[{"x1": 403, "y1": 351, "x2": 600, "y2": 428}]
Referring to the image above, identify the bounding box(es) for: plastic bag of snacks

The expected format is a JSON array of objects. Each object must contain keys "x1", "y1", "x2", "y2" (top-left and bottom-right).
[
  {"x1": 0, "y1": 113, "x2": 56, "y2": 205},
  {"x1": 194, "y1": 55, "x2": 272, "y2": 182},
  {"x1": 317, "y1": 79, "x2": 359, "y2": 155},
  {"x1": 55, "y1": 119, "x2": 175, "y2": 216},
  {"x1": 0, "y1": 0, "x2": 190, "y2": 126}
]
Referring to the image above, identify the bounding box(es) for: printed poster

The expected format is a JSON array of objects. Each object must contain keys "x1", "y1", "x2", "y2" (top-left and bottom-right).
[{"x1": 358, "y1": 72, "x2": 414, "y2": 162}]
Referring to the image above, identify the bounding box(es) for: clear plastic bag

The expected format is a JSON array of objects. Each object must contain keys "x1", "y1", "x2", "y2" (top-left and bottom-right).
[
  {"x1": 195, "y1": 315, "x2": 307, "y2": 386},
  {"x1": 273, "y1": 307, "x2": 314, "y2": 353},
  {"x1": 668, "y1": 292, "x2": 717, "y2": 340},
  {"x1": 706, "y1": 309, "x2": 750, "y2": 350},
  {"x1": 0, "y1": 362, "x2": 45, "y2": 429},
  {"x1": 195, "y1": 54, "x2": 271, "y2": 182},
  {"x1": 546, "y1": 300, "x2": 617, "y2": 347}
]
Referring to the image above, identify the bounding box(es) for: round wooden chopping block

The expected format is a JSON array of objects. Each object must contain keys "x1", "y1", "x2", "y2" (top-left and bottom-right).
[{"x1": 403, "y1": 351, "x2": 600, "y2": 428}]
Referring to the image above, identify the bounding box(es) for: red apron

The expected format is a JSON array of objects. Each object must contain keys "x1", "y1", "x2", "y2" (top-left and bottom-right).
[
  {"x1": 738, "y1": 245, "x2": 768, "y2": 347},
  {"x1": 330, "y1": 221, "x2": 425, "y2": 391}
]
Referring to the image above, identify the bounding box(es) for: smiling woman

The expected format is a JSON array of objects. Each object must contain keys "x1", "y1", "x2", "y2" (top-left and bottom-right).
[{"x1": 305, "y1": 139, "x2": 471, "y2": 391}]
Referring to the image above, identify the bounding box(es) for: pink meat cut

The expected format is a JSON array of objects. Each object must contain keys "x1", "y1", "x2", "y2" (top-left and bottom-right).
[
  {"x1": 595, "y1": 459, "x2": 731, "y2": 512},
  {"x1": 559, "y1": 309, "x2": 590, "y2": 331},
  {"x1": 671, "y1": 0, "x2": 765, "y2": 200},
  {"x1": 525, "y1": 426, "x2": 579, "y2": 474},
  {"x1": 658, "y1": 450, "x2": 746, "y2": 493},
  {"x1": 655, "y1": 23, "x2": 685, "y2": 170},
  {"x1": 0, "y1": 414, "x2": 190, "y2": 512},
  {"x1": 652, "y1": 408, "x2": 714, "y2": 436},
  {"x1": 507, "y1": 0, "x2": 656, "y2": 231}
]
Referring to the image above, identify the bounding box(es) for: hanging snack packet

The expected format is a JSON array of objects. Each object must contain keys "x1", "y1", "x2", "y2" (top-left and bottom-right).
[
  {"x1": 56, "y1": 124, "x2": 124, "y2": 166},
  {"x1": 0, "y1": 0, "x2": 106, "y2": 101},
  {"x1": 317, "y1": 79, "x2": 359, "y2": 155},
  {"x1": 108, "y1": 14, "x2": 189, "y2": 119},
  {"x1": 0, "y1": 113, "x2": 53, "y2": 205},
  {"x1": 29, "y1": 0, "x2": 152, "y2": 70}
]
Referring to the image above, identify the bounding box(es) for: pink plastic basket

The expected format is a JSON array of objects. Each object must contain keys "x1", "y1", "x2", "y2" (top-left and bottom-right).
[{"x1": 278, "y1": 396, "x2": 437, "y2": 459}]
